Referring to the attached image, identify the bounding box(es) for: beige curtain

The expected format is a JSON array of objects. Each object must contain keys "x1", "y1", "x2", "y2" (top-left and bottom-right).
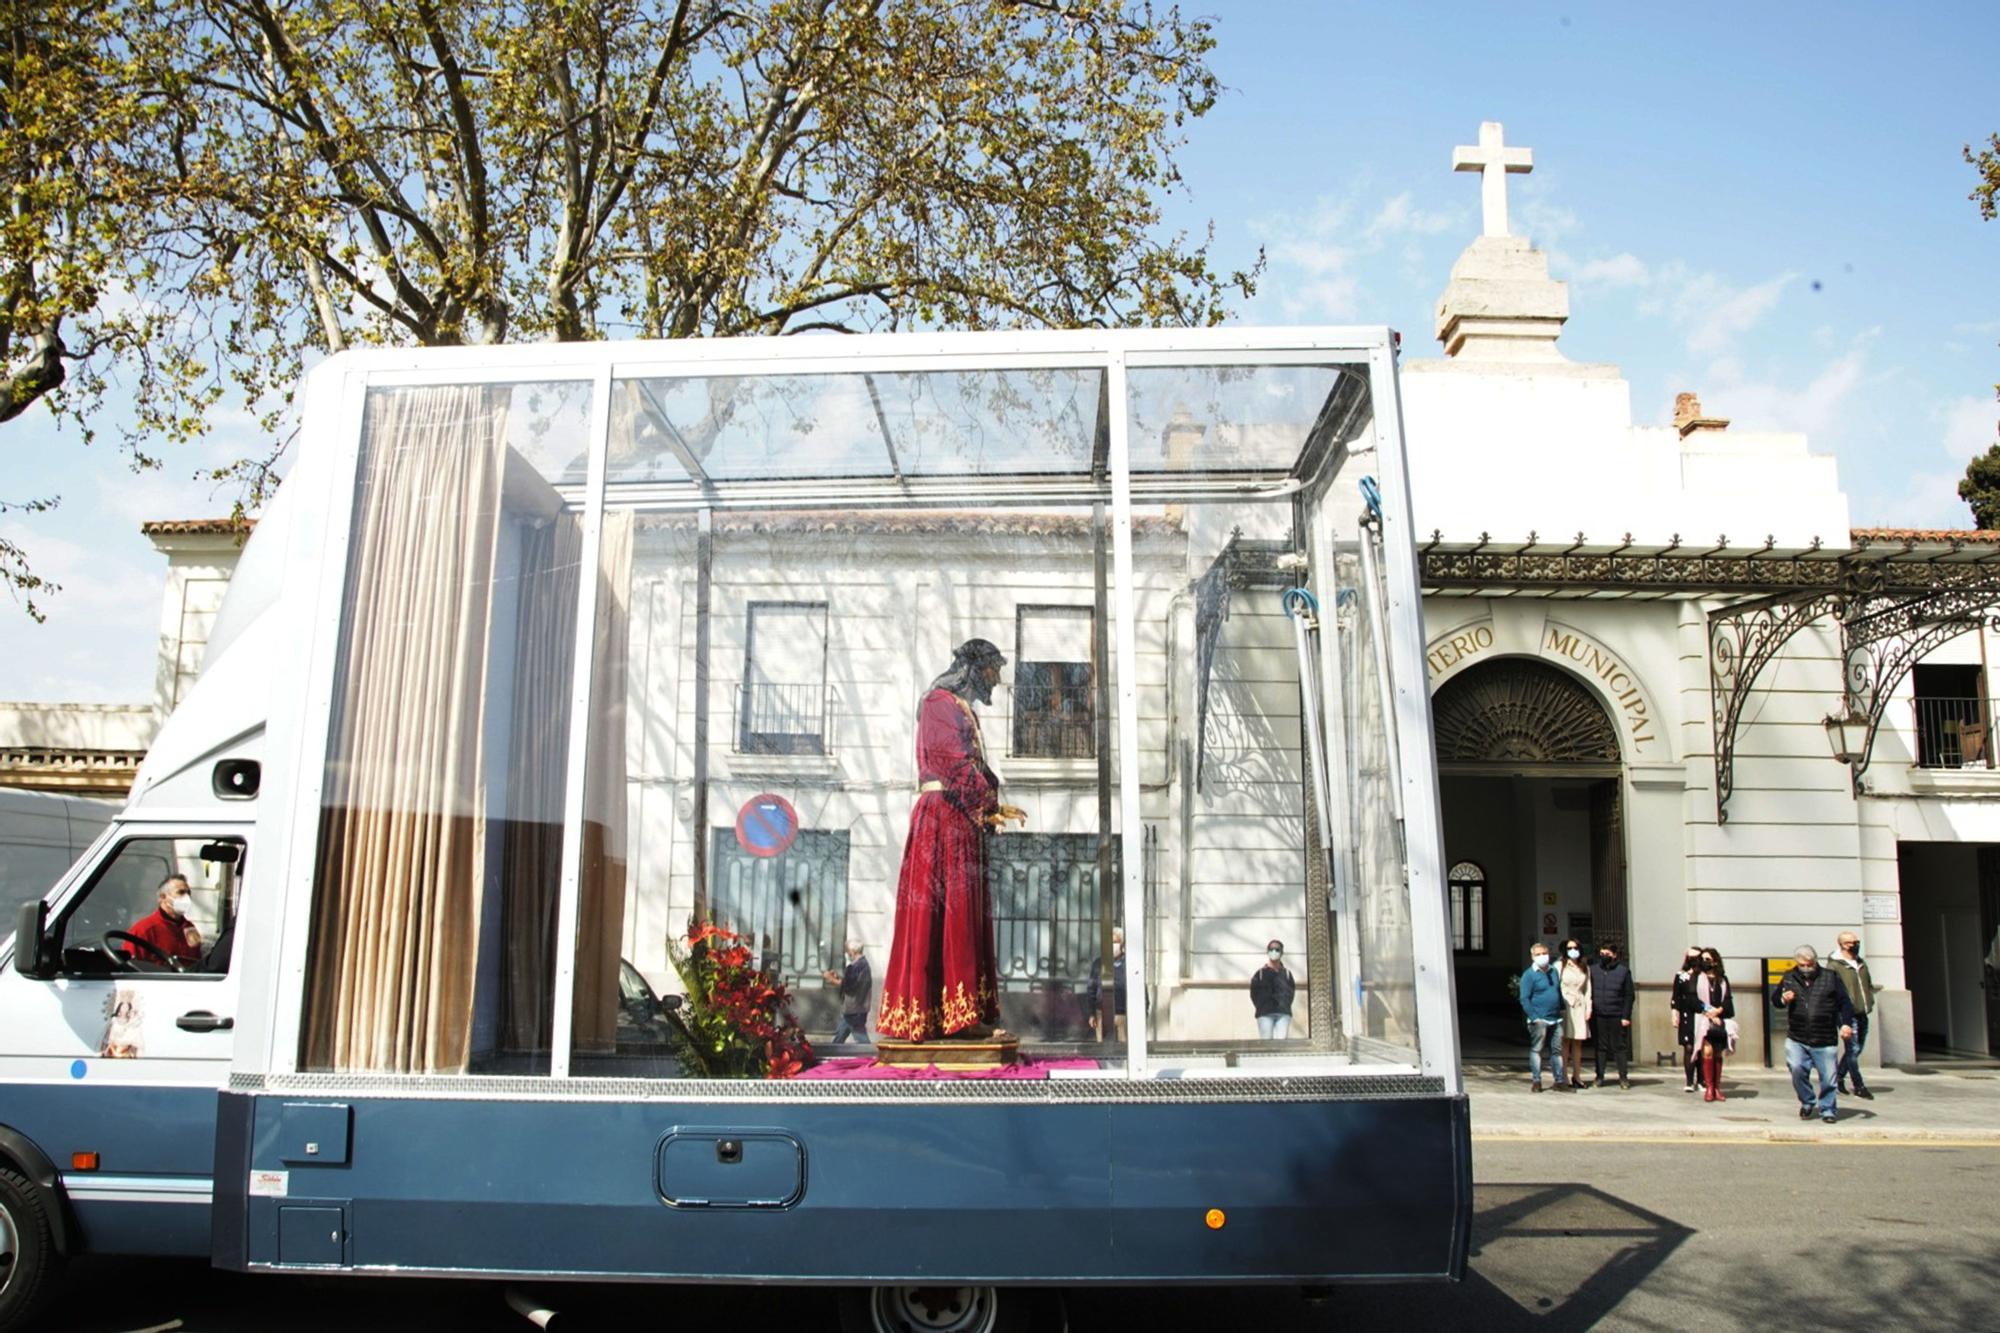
[
  {"x1": 496, "y1": 510, "x2": 632, "y2": 1055},
  {"x1": 574, "y1": 513, "x2": 632, "y2": 1053},
  {"x1": 304, "y1": 385, "x2": 507, "y2": 1074},
  {"x1": 497, "y1": 516, "x2": 582, "y2": 1053}
]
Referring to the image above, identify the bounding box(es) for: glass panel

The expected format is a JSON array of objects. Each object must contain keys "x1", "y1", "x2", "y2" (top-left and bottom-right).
[
  {"x1": 609, "y1": 368, "x2": 1104, "y2": 484},
  {"x1": 1124, "y1": 363, "x2": 1367, "y2": 474},
  {"x1": 573, "y1": 500, "x2": 1121, "y2": 1079},
  {"x1": 302, "y1": 381, "x2": 592, "y2": 1075}
]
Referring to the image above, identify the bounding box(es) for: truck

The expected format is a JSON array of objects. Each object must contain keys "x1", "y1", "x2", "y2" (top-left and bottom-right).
[{"x1": 1, "y1": 327, "x2": 1467, "y2": 1332}]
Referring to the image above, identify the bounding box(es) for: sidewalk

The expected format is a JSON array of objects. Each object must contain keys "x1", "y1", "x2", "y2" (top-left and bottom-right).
[{"x1": 1466, "y1": 1058, "x2": 2000, "y2": 1144}]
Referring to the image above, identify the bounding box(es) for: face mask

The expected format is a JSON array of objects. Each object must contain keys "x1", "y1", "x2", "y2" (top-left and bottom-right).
[
  {"x1": 1798, "y1": 964, "x2": 1817, "y2": 977},
  {"x1": 171, "y1": 895, "x2": 193, "y2": 918},
  {"x1": 1267, "y1": 950, "x2": 1282, "y2": 962},
  {"x1": 1843, "y1": 944, "x2": 1860, "y2": 958},
  {"x1": 1566, "y1": 948, "x2": 1580, "y2": 960},
  {"x1": 1599, "y1": 955, "x2": 1615, "y2": 968},
  {"x1": 1531, "y1": 956, "x2": 1550, "y2": 970}
]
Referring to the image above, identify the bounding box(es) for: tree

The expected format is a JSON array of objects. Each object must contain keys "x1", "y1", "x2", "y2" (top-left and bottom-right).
[
  {"x1": 152, "y1": 0, "x2": 1251, "y2": 386},
  {"x1": 5, "y1": 0, "x2": 1254, "y2": 614},
  {"x1": 1960, "y1": 444, "x2": 2000, "y2": 531},
  {"x1": 1967, "y1": 132, "x2": 2000, "y2": 529}
]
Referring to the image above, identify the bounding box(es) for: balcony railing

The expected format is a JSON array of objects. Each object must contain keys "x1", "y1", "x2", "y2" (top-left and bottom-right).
[
  {"x1": 737, "y1": 682, "x2": 835, "y2": 755},
  {"x1": 1911, "y1": 695, "x2": 1993, "y2": 769}
]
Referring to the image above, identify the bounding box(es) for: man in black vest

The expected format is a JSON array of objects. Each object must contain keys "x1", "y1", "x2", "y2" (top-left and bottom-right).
[
  {"x1": 1591, "y1": 941, "x2": 1635, "y2": 1089},
  {"x1": 1771, "y1": 945, "x2": 1855, "y2": 1124}
]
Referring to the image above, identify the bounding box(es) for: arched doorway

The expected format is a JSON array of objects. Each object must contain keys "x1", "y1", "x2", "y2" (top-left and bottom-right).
[{"x1": 1431, "y1": 657, "x2": 1627, "y2": 1054}]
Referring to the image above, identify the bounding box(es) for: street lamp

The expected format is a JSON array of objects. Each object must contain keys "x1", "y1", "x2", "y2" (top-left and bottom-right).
[{"x1": 1823, "y1": 705, "x2": 1869, "y2": 795}]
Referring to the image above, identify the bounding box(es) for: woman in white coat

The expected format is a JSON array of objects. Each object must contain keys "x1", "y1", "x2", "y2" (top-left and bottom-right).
[{"x1": 1557, "y1": 937, "x2": 1593, "y2": 1089}]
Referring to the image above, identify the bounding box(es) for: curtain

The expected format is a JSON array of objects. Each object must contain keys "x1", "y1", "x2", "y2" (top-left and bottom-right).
[
  {"x1": 497, "y1": 510, "x2": 632, "y2": 1055},
  {"x1": 303, "y1": 385, "x2": 507, "y2": 1073}
]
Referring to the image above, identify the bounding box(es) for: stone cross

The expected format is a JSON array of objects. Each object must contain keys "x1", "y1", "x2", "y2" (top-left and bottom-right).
[{"x1": 1452, "y1": 122, "x2": 1533, "y2": 238}]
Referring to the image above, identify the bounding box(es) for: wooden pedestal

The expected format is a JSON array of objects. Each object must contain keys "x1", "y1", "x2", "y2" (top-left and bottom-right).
[{"x1": 875, "y1": 1031, "x2": 1020, "y2": 1070}]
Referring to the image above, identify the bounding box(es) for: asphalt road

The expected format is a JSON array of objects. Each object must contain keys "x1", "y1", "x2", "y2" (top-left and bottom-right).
[{"x1": 44, "y1": 1140, "x2": 2000, "y2": 1333}]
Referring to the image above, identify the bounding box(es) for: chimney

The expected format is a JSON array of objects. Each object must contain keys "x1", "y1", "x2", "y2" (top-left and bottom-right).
[{"x1": 1674, "y1": 391, "x2": 1731, "y2": 439}]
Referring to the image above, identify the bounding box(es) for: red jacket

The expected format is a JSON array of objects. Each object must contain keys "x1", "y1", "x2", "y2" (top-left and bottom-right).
[{"x1": 127, "y1": 907, "x2": 200, "y2": 964}]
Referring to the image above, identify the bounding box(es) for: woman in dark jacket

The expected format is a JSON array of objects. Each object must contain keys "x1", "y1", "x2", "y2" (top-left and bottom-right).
[
  {"x1": 1692, "y1": 949, "x2": 1736, "y2": 1102},
  {"x1": 1670, "y1": 947, "x2": 1704, "y2": 1092}
]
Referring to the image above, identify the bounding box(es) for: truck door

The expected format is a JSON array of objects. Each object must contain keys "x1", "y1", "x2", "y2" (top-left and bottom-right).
[{"x1": 0, "y1": 825, "x2": 249, "y2": 1254}]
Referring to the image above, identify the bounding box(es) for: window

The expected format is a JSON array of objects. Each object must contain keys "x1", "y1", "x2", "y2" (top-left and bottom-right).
[
  {"x1": 53, "y1": 834, "x2": 246, "y2": 976},
  {"x1": 707, "y1": 827, "x2": 851, "y2": 989},
  {"x1": 1447, "y1": 860, "x2": 1486, "y2": 954},
  {"x1": 1912, "y1": 662, "x2": 1988, "y2": 769},
  {"x1": 741, "y1": 602, "x2": 831, "y2": 754},
  {"x1": 1013, "y1": 605, "x2": 1095, "y2": 759}
]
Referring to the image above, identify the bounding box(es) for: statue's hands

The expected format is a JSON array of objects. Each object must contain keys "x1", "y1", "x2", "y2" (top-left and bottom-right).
[{"x1": 985, "y1": 804, "x2": 1028, "y2": 831}]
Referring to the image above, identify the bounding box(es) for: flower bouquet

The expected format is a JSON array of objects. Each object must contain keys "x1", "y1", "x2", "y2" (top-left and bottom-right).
[{"x1": 660, "y1": 922, "x2": 813, "y2": 1078}]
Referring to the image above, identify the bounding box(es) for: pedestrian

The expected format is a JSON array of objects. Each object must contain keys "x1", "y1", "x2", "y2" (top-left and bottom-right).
[
  {"x1": 1771, "y1": 945, "x2": 1854, "y2": 1124},
  {"x1": 1692, "y1": 948, "x2": 1735, "y2": 1102},
  {"x1": 1519, "y1": 941, "x2": 1571, "y2": 1091},
  {"x1": 1251, "y1": 939, "x2": 1296, "y2": 1039},
  {"x1": 1826, "y1": 931, "x2": 1876, "y2": 1101},
  {"x1": 1557, "y1": 937, "x2": 1592, "y2": 1089},
  {"x1": 823, "y1": 939, "x2": 872, "y2": 1045},
  {"x1": 1087, "y1": 929, "x2": 1127, "y2": 1042},
  {"x1": 1670, "y1": 946, "x2": 1704, "y2": 1092},
  {"x1": 1591, "y1": 940, "x2": 1635, "y2": 1089}
]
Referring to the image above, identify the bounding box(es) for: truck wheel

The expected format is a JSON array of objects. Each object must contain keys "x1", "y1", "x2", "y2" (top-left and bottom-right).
[
  {"x1": 0, "y1": 1166, "x2": 60, "y2": 1332},
  {"x1": 837, "y1": 1284, "x2": 1065, "y2": 1333}
]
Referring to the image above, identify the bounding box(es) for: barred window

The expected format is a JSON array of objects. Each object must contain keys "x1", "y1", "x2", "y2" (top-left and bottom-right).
[
  {"x1": 741, "y1": 601, "x2": 829, "y2": 755},
  {"x1": 1447, "y1": 860, "x2": 1487, "y2": 954},
  {"x1": 1013, "y1": 605, "x2": 1095, "y2": 759}
]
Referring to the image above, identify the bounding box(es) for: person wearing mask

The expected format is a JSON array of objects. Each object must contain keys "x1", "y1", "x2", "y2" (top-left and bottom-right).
[
  {"x1": 1251, "y1": 940, "x2": 1296, "y2": 1039},
  {"x1": 823, "y1": 939, "x2": 873, "y2": 1045},
  {"x1": 1556, "y1": 938, "x2": 1593, "y2": 1089},
  {"x1": 1518, "y1": 942, "x2": 1571, "y2": 1092},
  {"x1": 1670, "y1": 946, "x2": 1704, "y2": 1092},
  {"x1": 1087, "y1": 929, "x2": 1127, "y2": 1042},
  {"x1": 124, "y1": 874, "x2": 202, "y2": 967},
  {"x1": 1692, "y1": 949, "x2": 1735, "y2": 1102},
  {"x1": 1771, "y1": 945, "x2": 1855, "y2": 1124},
  {"x1": 1591, "y1": 941, "x2": 1635, "y2": 1089},
  {"x1": 1826, "y1": 931, "x2": 1876, "y2": 1100}
]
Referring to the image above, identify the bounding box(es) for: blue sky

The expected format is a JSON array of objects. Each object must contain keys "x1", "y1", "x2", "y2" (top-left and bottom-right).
[{"x1": 3, "y1": 1, "x2": 1996, "y2": 702}]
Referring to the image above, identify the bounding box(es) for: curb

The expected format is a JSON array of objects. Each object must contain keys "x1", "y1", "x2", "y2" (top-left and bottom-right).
[{"x1": 1470, "y1": 1126, "x2": 2000, "y2": 1146}]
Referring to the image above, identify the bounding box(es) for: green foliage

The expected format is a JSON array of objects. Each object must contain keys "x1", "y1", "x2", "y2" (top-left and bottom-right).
[
  {"x1": 1967, "y1": 132, "x2": 2000, "y2": 222},
  {"x1": 660, "y1": 922, "x2": 812, "y2": 1078},
  {"x1": 1960, "y1": 444, "x2": 2000, "y2": 531},
  {"x1": 4, "y1": 0, "x2": 1257, "y2": 614}
]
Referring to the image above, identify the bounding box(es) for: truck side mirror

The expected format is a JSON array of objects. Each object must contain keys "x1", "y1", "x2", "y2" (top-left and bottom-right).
[{"x1": 13, "y1": 899, "x2": 53, "y2": 978}]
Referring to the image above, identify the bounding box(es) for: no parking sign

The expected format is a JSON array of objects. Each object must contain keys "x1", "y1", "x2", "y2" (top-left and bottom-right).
[{"x1": 735, "y1": 793, "x2": 800, "y2": 858}]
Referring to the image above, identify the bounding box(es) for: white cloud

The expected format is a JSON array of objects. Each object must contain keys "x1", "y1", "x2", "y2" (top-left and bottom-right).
[
  {"x1": 1683, "y1": 272, "x2": 1793, "y2": 357},
  {"x1": 1570, "y1": 253, "x2": 1650, "y2": 288},
  {"x1": 1938, "y1": 393, "x2": 1997, "y2": 461},
  {"x1": 1702, "y1": 335, "x2": 1872, "y2": 440},
  {"x1": 1364, "y1": 192, "x2": 1455, "y2": 242}
]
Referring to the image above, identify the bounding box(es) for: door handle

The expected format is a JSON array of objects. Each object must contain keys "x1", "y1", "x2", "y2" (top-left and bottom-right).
[{"x1": 177, "y1": 1011, "x2": 235, "y2": 1032}]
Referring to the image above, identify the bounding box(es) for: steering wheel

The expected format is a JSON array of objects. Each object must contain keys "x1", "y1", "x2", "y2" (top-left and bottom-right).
[{"x1": 101, "y1": 930, "x2": 180, "y2": 971}]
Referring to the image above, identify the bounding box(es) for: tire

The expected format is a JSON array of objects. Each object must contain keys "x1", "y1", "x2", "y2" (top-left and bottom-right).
[
  {"x1": 836, "y1": 1285, "x2": 1066, "y2": 1333},
  {"x1": 0, "y1": 1166, "x2": 60, "y2": 1333}
]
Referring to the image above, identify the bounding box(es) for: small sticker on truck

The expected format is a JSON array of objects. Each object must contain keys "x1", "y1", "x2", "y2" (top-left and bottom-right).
[{"x1": 249, "y1": 1169, "x2": 289, "y2": 1197}]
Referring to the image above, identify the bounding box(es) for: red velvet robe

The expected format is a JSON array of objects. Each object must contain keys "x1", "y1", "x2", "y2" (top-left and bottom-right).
[{"x1": 878, "y1": 687, "x2": 1002, "y2": 1040}]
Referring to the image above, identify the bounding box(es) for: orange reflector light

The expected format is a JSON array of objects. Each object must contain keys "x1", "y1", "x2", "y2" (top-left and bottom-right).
[
  {"x1": 1204, "y1": 1208, "x2": 1226, "y2": 1230},
  {"x1": 70, "y1": 1152, "x2": 99, "y2": 1171}
]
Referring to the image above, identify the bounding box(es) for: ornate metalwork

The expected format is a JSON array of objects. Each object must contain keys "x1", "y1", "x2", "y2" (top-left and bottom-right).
[
  {"x1": 1709, "y1": 570, "x2": 2000, "y2": 818},
  {"x1": 1421, "y1": 538, "x2": 2000, "y2": 599},
  {"x1": 1708, "y1": 589, "x2": 1841, "y2": 821},
  {"x1": 1432, "y1": 658, "x2": 1620, "y2": 765},
  {"x1": 1834, "y1": 583, "x2": 1997, "y2": 791},
  {"x1": 1192, "y1": 533, "x2": 1292, "y2": 791}
]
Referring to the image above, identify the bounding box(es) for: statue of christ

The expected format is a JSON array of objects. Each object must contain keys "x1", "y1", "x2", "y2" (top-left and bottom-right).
[{"x1": 877, "y1": 638, "x2": 1025, "y2": 1041}]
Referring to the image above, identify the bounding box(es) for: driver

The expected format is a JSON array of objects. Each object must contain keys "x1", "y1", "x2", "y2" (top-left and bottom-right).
[{"x1": 125, "y1": 874, "x2": 203, "y2": 966}]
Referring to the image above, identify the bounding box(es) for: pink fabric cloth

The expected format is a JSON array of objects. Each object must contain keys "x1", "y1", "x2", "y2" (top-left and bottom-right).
[{"x1": 792, "y1": 1056, "x2": 1101, "y2": 1081}]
